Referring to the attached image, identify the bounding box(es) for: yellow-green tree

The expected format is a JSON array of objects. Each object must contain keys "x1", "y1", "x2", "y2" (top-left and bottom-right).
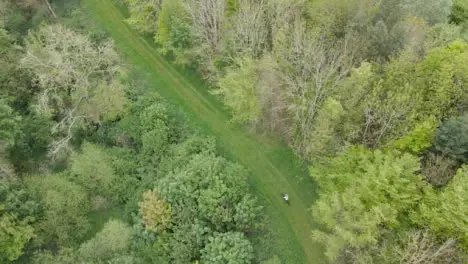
[
  {"x1": 138, "y1": 189, "x2": 172, "y2": 232},
  {"x1": 413, "y1": 165, "x2": 468, "y2": 247},
  {"x1": 311, "y1": 147, "x2": 425, "y2": 260},
  {"x1": 124, "y1": 0, "x2": 162, "y2": 34},
  {"x1": 214, "y1": 57, "x2": 260, "y2": 124},
  {"x1": 69, "y1": 142, "x2": 116, "y2": 197}
]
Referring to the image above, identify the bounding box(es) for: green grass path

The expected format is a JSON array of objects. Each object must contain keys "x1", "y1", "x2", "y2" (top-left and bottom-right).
[{"x1": 82, "y1": 1, "x2": 325, "y2": 263}]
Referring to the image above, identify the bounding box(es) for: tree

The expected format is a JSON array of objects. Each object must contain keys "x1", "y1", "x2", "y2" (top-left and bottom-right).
[
  {"x1": 168, "y1": 221, "x2": 210, "y2": 263},
  {"x1": 156, "y1": 0, "x2": 193, "y2": 64},
  {"x1": 124, "y1": 0, "x2": 162, "y2": 34},
  {"x1": 400, "y1": 0, "x2": 453, "y2": 25},
  {"x1": 309, "y1": 0, "x2": 379, "y2": 39},
  {"x1": 0, "y1": 26, "x2": 35, "y2": 109},
  {"x1": 450, "y1": 0, "x2": 468, "y2": 24},
  {"x1": 78, "y1": 219, "x2": 132, "y2": 262},
  {"x1": 396, "y1": 229, "x2": 466, "y2": 264},
  {"x1": 214, "y1": 57, "x2": 260, "y2": 124},
  {"x1": 367, "y1": 19, "x2": 405, "y2": 61},
  {"x1": 306, "y1": 97, "x2": 345, "y2": 159},
  {"x1": 138, "y1": 189, "x2": 172, "y2": 232},
  {"x1": 434, "y1": 114, "x2": 468, "y2": 162},
  {"x1": 0, "y1": 1, "x2": 8, "y2": 26},
  {"x1": 201, "y1": 232, "x2": 253, "y2": 264},
  {"x1": 421, "y1": 153, "x2": 458, "y2": 187},
  {"x1": 8, "y1": 115, "x2": 53, "y2": 173},
  {"x1": 310, "y1": 147, "x2": 425, "y2": 260},
  {"x1": 21, "y1": 24, "x2": 127, "y2": 158},
  {"x1": 32, "y1": 248, "x2": 77, "y2": 264},
  {"x1": 0, "y1": 181, "x2": 38, "y2": 262},
  {"x1": 223, "y1": 0, "x2": 268, "y2": 59},
  {"x1": 184, "y1": 0, "x2": 226, "y2": 61},
  {"x1": 158, "y1": 153, "x2": 260, "y2": 233},
  {"x1": 358, "y1": 52, "x2": 419, "y2": 147},
  {"x1": 0, "y1": 100, "x2": 20, "y2": 179},
  {"x1": 69, "y1": 142, "x2": 116, "y2": 197},
  {"x1": 413, "y1": 165, "x2": 468, "y2": 247},
  {"x1": 415, "y1": 40, "x2": 468, "y2": 119},
  {"x1": 26, "y1": 174, "x2": 90, "y2": 247},
  {"x1": 138, "y1": 103, "x2": 173, "y2": 165},
  {"x1": 336, "y1": 40, "x2": 468, "y2": 148},
  {"x1": 339, "y1": 228, "x2": 467, "y2": 264},
  {"x1": 0, "y1": 100, "x2": 20, "y2": 148},
  {"x1": 273, "y1": 16, "x2": 355, "y2": 154},
  {"x1": 0, "y1": 211, "x2": 35, "y2": 262},
  {"x1": 392, "y1": 116, "x2": 437, "y2": 154}
]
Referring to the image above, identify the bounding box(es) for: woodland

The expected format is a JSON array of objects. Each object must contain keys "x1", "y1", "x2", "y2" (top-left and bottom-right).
[{"x1": 1, "y1": 0, "x2": 468, "y2": 263}]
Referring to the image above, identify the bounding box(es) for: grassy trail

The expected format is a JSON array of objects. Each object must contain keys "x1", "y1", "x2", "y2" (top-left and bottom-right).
[{"x1": 82, "y1": 0, "x2": 325, "y2": 263}]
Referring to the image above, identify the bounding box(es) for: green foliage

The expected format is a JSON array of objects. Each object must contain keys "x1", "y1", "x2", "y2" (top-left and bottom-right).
[
  {"x1": 422, "y1": 153, "x2": 459, "y2": 187},
  {"x1": 69, "y1": 142, "x2": 116, "y2": 197},
  {"x1": 26, "y1": 174, "x2": 90, "y2": 247},
  {"x1": 307, "y1": 97, "x2": 345, "y2": 159},
  {"x1": 0, "y1": 181, "x2": 39, "y2": 222},
  {"x1": 261, "y1": 255, "x2": 281, "y2": 264},
  {"x1": 8, "y1": 115, "x2": 53, "y2": 173},
  {"x1": 0, "y1": 211, "x2": 35, "y2": 262},
  {"x1": 339, "y1": 228, "x2": 467, "y2": 264},
  {"x1": 413, "y1": 165, "x2": 468, "y2": 247},
  {"x1": 158, "y1": 153, "x2": 261, "y2": 233},
  {"x1": 21, "y1": 24, "x2": 127, "y2": 157},
  {"x1": 434, "y1": 114, "x2": 468, "y2": 162},
  {"x1": 0, "y1": 4, "x2": 270, "y2": 263},
  {"x1": 451, "y1": 0, "x2": 468, "y2": 24},
  {"x1": 156, "y1": 0, "x2": 193, "y2": 64},
  {"x1": 415, "y1": 40, "x2": 468, "y2": 118},
  {"x1": 0, "y1": 27, "x2": 35, "y2": 109},
  {"x1": 78, "y1": 219, "x2": 132, "y2": 261},
  {"x1": 124, "y1": 0, "x2": 161, "y2": 34},
  {"x1": 400, "y1": 0, "x2": 453, "y2": 25},
  {"x1": 201, "y1": 232, "x2": 254, "y2": 264},
  {"x1": 0, "y1": 181, "x2": 38, "y2": 262},
  {"x1": 423, "y1": 23, "x2": 468, "y2": 54},
  {"x1": 392, "y1": 116, "x2": 437, "y2": 154},
  {"x1": 337, "y1": 40, "x2": 468, "y2": 148},
  {"x1": 310, "y1": 147, "x2": 425, "y2": 260},
  {"x1": 214, "y1": 57, "x2": 260, "y2": 123},
  {"x1": 32, "y1": 248, "x2": 78, "y2": 264},
  {"x1": 309, "y1": 0, "x2": 379, "y2": 39},
  {"x1": 107, "y1": 147, "x2": 141, "y2": 205},
  {"x1": 367, "y1": 19, "x2": 405, "y2": 61},
  {"x1": 168, "y1": 221, "x2": 209, "y2": 263},
  {"x1": 22, "y1": 24, "x2": 125, "y2": 121},
  {"x1": 0, "y1": 100, "x2": 20, "y2": 147},
  {"x1": 138, "y1": 189, "x2": 172, "y2": 232}
]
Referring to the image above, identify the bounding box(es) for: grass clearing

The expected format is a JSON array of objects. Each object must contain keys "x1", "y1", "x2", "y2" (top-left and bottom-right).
[{"x1": 81, "y1": 0, "x2": 326, "y2": 263}]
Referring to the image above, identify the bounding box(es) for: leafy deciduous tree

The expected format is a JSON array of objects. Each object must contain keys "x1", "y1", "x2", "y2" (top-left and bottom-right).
[
  {"x1": 21, "y1": 24, "x2": 127, "y2": 157},
  {"x1": 69, "y1": 142, "x2": 116, "y2": 197},
  {"x1": 26, "y1": 174, "x2": 90, "y2": 247},
  {"x1": 0, "y1": 181, "x2": 38, "y2": 262},
  {"x1": 201, "y1": 232, "x2": 254, "y2": 264},
  {"x1": 214, "y1": 57, "x2": 260, "y2": 124},
  {"x1": 124, "y1": 0, "x2": 162, "y2": 34},
  {"x1": 138, "y1": 189, "x2": 172, "y2": 232},
  {"x1": 78, "y1": 219, "x2": 132, "y2": 262},
  {"x1": 413, "y1": 165, "x2": 468, "y2": 246},
  {"x1": 311, "y1": 147, "x2": 425, "y2": 260},
  {"x1": 434, "y1": 114, "x2": 468, "y2": 162}
]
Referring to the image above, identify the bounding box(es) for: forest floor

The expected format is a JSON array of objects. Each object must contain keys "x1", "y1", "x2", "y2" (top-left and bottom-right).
[{"x1": 82, "y1": 0, "x2": 325, "y2": 263}]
